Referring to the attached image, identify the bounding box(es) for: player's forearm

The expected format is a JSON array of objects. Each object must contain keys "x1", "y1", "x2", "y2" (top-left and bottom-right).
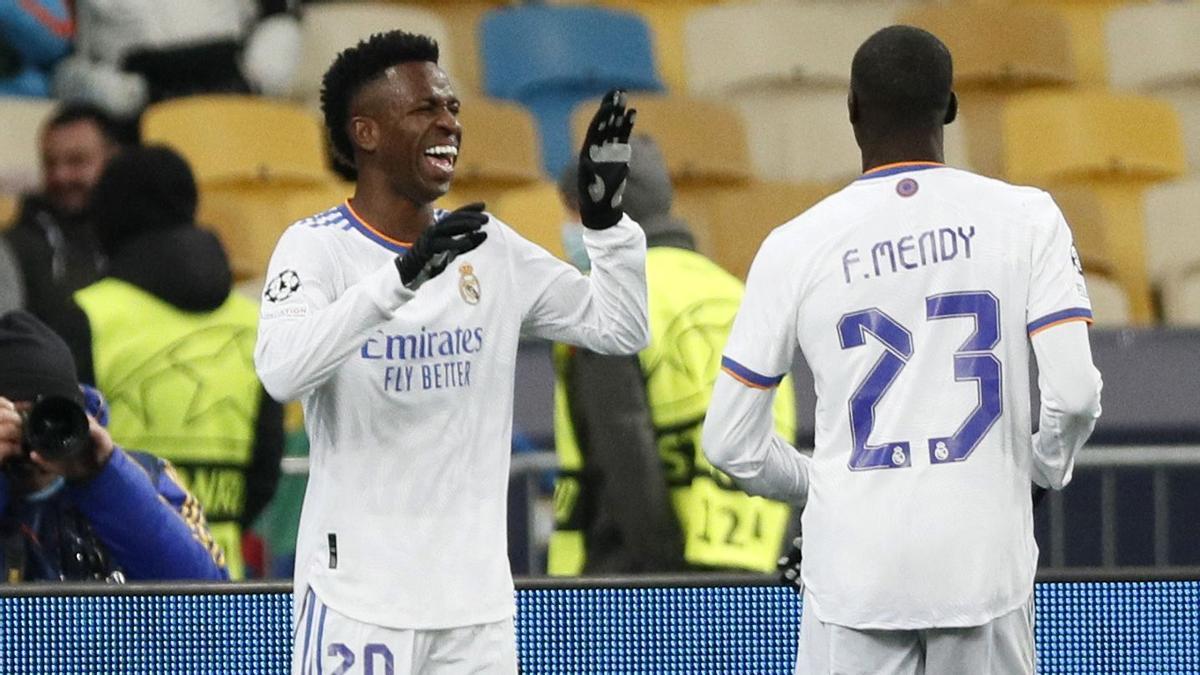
[
  {"x1": 573, "y1": 215, "x2": 650, "y2": 354},
  {"x1": 1031, "y1": 321, "x2": 1102, "y2": 490},
  {"x1": 255, "y1": 262, "x2": 414, "y2": 401},
  {"x1": 702, "y1": 373, "x2": 810, "y2": 506}
]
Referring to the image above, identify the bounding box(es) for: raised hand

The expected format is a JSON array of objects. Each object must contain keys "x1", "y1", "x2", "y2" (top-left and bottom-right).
[{"x1": 577, "y1": 89, "x2": 637, "y2": 230}]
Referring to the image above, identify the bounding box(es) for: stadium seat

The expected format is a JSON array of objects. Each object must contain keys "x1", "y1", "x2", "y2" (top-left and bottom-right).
[
  {"x1": 292, "y1": 3, "x2": 455, "y2": 106},
  {"x1": 1161, "y1": 271, "x2": 1200, "y2": 326},
  {"x1": 455, "y1": 96, "x2": 543, "y2": 187},
  {"x1": 142, "y1": 95, "x2": 331, "y2": 186},
  {"x1": 1049, "y1": 184, "x2": 1161, "y2": 325},
  {"x1": 199, "y1": 180, "x2": 351, "y2": 281},
  {"x1": 586, "y1": 0, "x2": 719, "y2": 93},
  {"x1": 569, "y1": 95, "x2": 752, "y2": 186},
  {"x1": 1107, "y1": 3, "x2": 1200, "y2": 92},
  {"x1": 440, "y1": 181, "x2": 568, "y2": 260},
  {"x1": 1001, "y1": 91, "x2": 1185, "y2": 323},
  {"x1": 395, "y1": 1, "x2": 507, "y2": 94},
  {"x1": 901, "y1": 3, "x2": 1078, "y2": 178},
  {"x1": 1085, "y1": 272, "x2": 1132, "y2": 327},
  {"x1": 701, "y1": 181, "x2": 833, "y2": 281},
  {"x1": 1107, "y1": 4, "x2": 1200, "y2": 170},
  {"x1": 1143, "y1": 178, "x2": 1200, "y2": 287},
  {"x1": 0, "y1": 97, "x2": 53, "y2": 195},
  {"x1": 1001, "y1": 91, "x2": 1185, "y2": 185},
  {"x1": 730, "y1": 90, "x2": 972, "y2": 184},
  {"x1": 480, "y1": 5, "x2": 663, "y2": 175},
  {"x1": 683, "y1": 2, "x2": 902, "y2": 97},
  {"x1": 1012, "y1": 1, "x2": 1119, "y2": 86}
]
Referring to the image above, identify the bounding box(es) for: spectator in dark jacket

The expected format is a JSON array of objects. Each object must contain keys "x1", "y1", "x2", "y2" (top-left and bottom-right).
[
  {"x1": 4, "y1": 103, "x2": 120, "y2": 322},
  {"x1": 0, "y1": 310, "x2": 228, "y2": 582},
  {"x1": 46, "y1": 145, "x2": 284, "y2": 579}
]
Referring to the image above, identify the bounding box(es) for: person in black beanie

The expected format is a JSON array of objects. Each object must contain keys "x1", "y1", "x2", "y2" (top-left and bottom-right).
[
  {"x1": 44, "y1": 144, "x2": 283, "y2": 580},
  {"x1": 0, "y1": 309, "x2": 228, "y2": 581}
]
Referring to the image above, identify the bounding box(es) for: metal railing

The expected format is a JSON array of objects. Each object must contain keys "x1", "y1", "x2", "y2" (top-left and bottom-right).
[{"x1": 279, "y1": 445, "x2": 1200, "y2": 576}]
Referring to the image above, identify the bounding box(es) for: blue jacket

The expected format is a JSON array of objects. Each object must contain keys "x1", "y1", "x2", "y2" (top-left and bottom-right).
[
  {"x1": 0, "y1": 386, "x2": 228, "y2": 582},
  {"x1": 0, "y1": 447, "x2": 229, "y2": 582}
]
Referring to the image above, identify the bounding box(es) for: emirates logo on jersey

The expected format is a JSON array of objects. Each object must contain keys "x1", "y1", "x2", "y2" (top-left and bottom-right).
[{"x1": 458, "y1": 263, "x2": 481, "y2": 305}]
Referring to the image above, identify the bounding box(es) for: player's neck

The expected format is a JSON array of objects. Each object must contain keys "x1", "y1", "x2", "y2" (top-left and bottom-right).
[
  {"x1": 859, "y1": 138, "x2": 945, "y2": 174},
  {"x1": 349, "y1": 174, "x2": 437, "y2": 244}
]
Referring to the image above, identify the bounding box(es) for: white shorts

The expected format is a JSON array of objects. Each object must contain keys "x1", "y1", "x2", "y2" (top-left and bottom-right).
[
  {"x1": 292, "y1": 587, "x2": 518, "y2": 675},
  {"x1": 795, "y1": 590, "x2": 1035, "y2": 675}
]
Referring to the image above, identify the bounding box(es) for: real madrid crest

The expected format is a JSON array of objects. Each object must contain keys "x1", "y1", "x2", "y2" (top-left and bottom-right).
[{"x1": 458, "y1": 263, "x2": 481, "y2": 305}]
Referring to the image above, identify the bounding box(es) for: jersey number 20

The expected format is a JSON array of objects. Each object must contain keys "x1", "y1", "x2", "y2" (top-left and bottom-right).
[{"x1": 837, "y1": 291, "x2": 1002, "y2": 471}]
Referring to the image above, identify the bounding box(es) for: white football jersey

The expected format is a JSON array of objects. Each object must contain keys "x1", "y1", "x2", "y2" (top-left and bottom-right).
[
  {"x1": 721, "y1": 163, "x2": 1092, "y2": 630},
  {"x1": 255, "y1": 202, "x2": 647, "y2": 630}
]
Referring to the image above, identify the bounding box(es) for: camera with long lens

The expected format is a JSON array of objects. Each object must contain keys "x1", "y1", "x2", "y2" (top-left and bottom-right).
[{"x1": 21, "y1": 395, "x2": 92, "y2": 462}]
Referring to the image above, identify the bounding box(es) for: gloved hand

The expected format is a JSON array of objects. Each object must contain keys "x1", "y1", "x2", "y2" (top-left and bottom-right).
[
  {"x1": 577, "y1": 89, "x2": 637, "y2": 230},
  {"x1": 395, "y1": 203, "x2": 488, "y2": 290},
  {"x1": 778, "y1": 536, "x2": 803, "y2": 595}
]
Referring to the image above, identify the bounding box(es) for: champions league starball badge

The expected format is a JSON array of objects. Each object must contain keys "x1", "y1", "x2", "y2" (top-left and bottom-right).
[
  {"x1": 458, "y1": 263, "x2": 481, "y2": 305},
  {"x1": 264, "y1": 269, "x2": 301, "y2": 303}
]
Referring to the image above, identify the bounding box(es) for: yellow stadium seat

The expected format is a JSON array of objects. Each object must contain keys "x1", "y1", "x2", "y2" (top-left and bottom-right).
[
  {"x1": 902, "y1": 3, "x2": 1078, "y2": 179},
  {"x1": 1085, "y1": 272, "x2": 1132, "y2": 327},
  {"x1": 199, "y1": 181, "x2": 352, "y2": 281},
  {"x1": 1161, "y1": 270, "x2": 1200, "y2": 327},
  {"x1": 456, "y1": 96, "x2": 543, "y2": 186},
  {"x1": 570, "y1": 95, "x2": 752, "y2": 186},
  {"x1": 701, "y1": 181, "x2": 833, "y2": 281},
  {"x1": 393, "y1": 1, "x2": 507, "y2": 94},
  {"x1": 142, "y1": 95, "x2": 332, "y2": 186},
  {"x1": 293, "y1": 3, "x2": 456, "y2": 105},
  {"x1": 1049, "y1": 184, "x2": 1159, "y2": 325},
  {"x1": 1012, "y1": 1, "x2": 1133, "y2": 86},
  {"x1": 1002, "y1": 91, "x2": 1185, "y2": 185},
  {"x1": 0, "y1": 97, "x2": 54, "y2": 195},
  {"x1": 1143, "y1": 178, "x2": 1200, "y2": 287},
  {"x1": 440, "y1": 181, "x2": 568, "y2": 260}
]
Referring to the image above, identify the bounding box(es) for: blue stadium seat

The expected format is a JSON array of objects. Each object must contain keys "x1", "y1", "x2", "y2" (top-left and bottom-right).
[{"x1": 480, "y1": 5, "x2": 663, "y2": 175}]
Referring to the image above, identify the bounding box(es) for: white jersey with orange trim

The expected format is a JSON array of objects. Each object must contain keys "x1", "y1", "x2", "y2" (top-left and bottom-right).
[
  {"x1": 254, "y1": 201, "x2": 648, "y2": 630},
  {"x1": 703, "y1": 163, "x2": 1101, "y2": 630}
]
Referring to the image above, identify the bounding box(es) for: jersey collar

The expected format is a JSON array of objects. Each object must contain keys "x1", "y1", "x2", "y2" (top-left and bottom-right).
[
  {"x1": 856, "y1": 161, "x2": 945, "y2": 181},
  {"x1": 339, "y1": 200, "x2": 413, "y2": 254}
]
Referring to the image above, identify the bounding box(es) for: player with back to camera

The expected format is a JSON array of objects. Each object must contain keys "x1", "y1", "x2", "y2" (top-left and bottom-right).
[
  {"x1": 253, "y1": 31, "x2": 649, "y2": 674},
  {"x1": 702, "y1": 26, "x2": 1102, "y2": 674}
]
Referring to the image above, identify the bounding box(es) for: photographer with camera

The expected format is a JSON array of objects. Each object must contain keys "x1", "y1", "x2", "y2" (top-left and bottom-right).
[{"x1": 0, "y1": 310, "x2": 228, "y2": 582}]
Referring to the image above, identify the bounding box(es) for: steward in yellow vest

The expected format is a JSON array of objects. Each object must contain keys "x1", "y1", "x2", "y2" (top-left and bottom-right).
[
  {"x1": 548, "y1": 136, "x2": 796, "y2": 575},
  {"x1": 50, "y1": 146, "x2": 283, "y2": 579}
]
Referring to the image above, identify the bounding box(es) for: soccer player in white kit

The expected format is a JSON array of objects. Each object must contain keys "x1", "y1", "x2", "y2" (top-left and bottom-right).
[
  {"x1": 703, "y1": 26, "x2": 1103, "y2": 674},
  {"x1": 253, "y1": 32, "x2": 648, "y2": 674}
]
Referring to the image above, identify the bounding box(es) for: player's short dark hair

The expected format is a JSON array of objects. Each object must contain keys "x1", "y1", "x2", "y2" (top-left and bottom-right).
[
  {"x1": 850, "y1": 25, "x2": 953, "y2": 129},
  {"x1": 320, "y1": 30, "x2": 440, "y2": 167},
  {"x1": 44, "y1": 102, "x2": 119, "y2": 144}
]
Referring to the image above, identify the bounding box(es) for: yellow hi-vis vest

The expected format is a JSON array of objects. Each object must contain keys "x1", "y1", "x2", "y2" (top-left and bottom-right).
[
  {"x1": 549, "y1": 247, "x2": 796, "y2": 575},
  {"x1": 75, "y1": 278, "x2": 261, "y2": 579}
]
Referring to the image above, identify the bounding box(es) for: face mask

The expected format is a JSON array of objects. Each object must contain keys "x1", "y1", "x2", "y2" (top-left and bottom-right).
[{"x1": 560, "y1": 221, "x2": 591, "y2": 273}]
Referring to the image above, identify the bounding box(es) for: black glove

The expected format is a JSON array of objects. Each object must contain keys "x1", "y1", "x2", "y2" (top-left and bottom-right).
[
  {"x1": 395, "y1": 203, "x2": 488, "y2": 290},
  {"x1": 778, "y1": 536, "x2": 803, "y2": 595},
  {"x1": 577, "y1": 89, "x2": 637, "y2": 230}
]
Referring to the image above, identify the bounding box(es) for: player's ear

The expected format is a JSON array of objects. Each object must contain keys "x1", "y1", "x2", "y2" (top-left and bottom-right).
[
  {"x1": 848, "y1": 90, "x2": 860, "y2": 126},
  {"x1": 943, "y1": 92, "x2": 958, "y2": 126},
  {"x1": 351, "y1": 116, "x2": 380, "y2": 154}
]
